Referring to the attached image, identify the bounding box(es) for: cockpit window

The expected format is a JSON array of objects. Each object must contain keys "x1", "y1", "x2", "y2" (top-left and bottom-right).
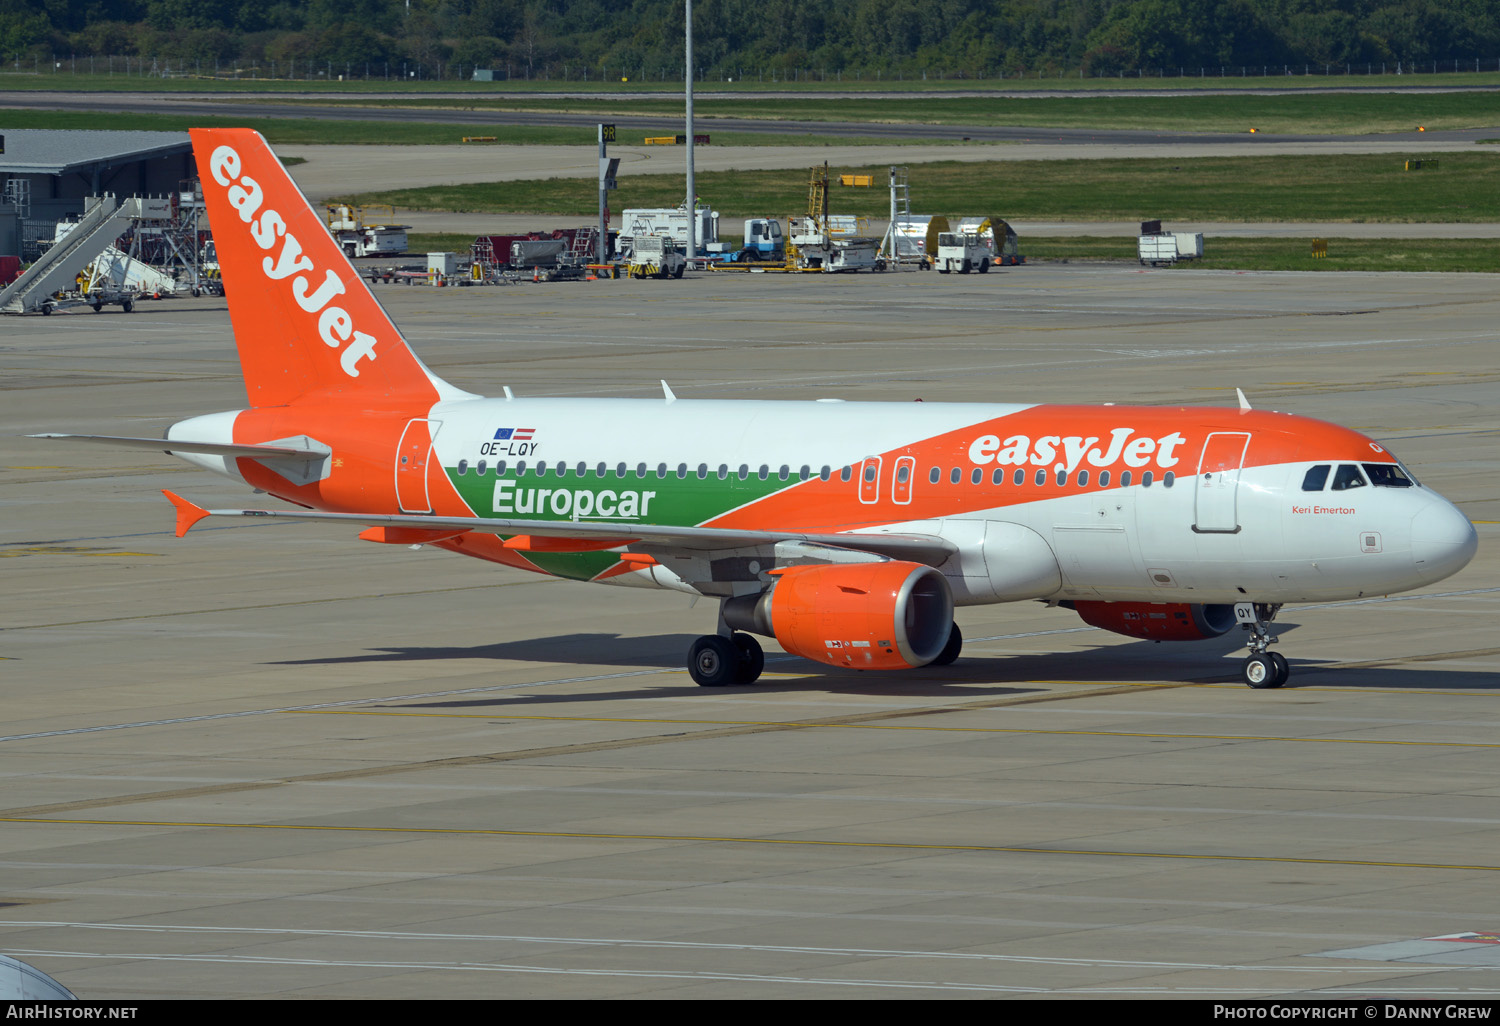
[
  {"x1": 1364, "y1": 463, "x2": 1414, "y2": 488},
  {"x1": 1301, "y1": 465, "x2": 1330, "y2": 491},
  {"x1": 1331, "y1": 464, "x2": 1367, "y2": 491}
]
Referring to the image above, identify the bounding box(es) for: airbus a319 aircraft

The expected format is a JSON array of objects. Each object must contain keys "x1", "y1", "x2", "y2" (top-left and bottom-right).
[{"x1": 37, "y1": 129, "x2": 1478, "y2": 689}]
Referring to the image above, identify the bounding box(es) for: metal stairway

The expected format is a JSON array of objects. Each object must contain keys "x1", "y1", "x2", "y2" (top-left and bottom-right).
[{"x1": 0, "y1": 196, "x2": 137, "y2": 314}]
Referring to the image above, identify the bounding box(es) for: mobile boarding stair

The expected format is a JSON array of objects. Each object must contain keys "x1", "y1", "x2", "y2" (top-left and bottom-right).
[{"x1": 0, "y1": 195, "x2": 141, "y2": 315}]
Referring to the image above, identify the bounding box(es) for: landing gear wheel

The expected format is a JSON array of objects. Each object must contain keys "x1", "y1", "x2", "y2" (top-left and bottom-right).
[
  {"x1": 1243, "y1": 654, "x2": 1284, "y2": 689},
  {"x1": 733, "y1": 633, "x2": 764, "y2": 685},
  {"x1": 1269, "y1": 652, "x2": 1289, "y2": 687},
  {"x1": 930, "y1": 622, "x2": 963, "y2": 667},
  {"x1": 688, "y1": 635, "x2": 740, "y2": 687}
]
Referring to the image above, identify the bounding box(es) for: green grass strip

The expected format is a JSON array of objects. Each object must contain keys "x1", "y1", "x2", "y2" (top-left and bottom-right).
[
  {"x1": 0, "y1": 108, "x2": 914, "y2": 147},
  {"x1": 297, "y1": 89, "x2": 1500, "y2": 136},
  {"x1": 340, "y1": 153, "x2": 1500, "y2": 224},
  {"x1": 1026, "y1": 235, "x2": 1500, "y2": 272}
]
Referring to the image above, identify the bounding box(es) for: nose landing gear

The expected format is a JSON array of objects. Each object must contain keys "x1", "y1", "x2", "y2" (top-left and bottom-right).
[{"x1": 1239, "y1": 602, "x2": 1288, "y2": 688}]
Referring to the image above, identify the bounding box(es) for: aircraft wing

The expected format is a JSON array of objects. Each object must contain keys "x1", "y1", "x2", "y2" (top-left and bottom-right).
[
  {"x1": 30, "y1": 433, "x2": 330, "y2": 461},
  {"x1": 162, "y1": 491, "x2": 956, "y2": 567}
]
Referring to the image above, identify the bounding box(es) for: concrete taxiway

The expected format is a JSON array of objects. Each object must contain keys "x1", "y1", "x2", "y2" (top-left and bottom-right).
[{"x1": 2, "y1": 264, "x2": 1498, "y2": 998}]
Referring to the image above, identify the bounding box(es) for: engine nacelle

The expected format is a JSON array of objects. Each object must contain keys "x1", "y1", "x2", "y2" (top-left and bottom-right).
[
  {"x1": 723, "y1": 561, "x2": 953, "y2": 670},
  {"x1": 1072, "y1": 600, "x2": 1237, "y2": 642}
]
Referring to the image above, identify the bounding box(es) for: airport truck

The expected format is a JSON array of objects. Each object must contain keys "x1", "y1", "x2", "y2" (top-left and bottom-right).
[
  {"x1": 628, "y1": 235, "x2": 687, "y2": 279},
  {"x1": 738, "y1": 218, "x2": 785, "y2": 262},
  {"x1": 934, "y1": 232, "x2": 991, "y2": 274},
  {"x1": 618, "y1": 205, "x2": 720, "y2": 258}
]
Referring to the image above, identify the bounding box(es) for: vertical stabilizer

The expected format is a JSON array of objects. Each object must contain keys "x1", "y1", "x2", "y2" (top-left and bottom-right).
[{"x1": 190, "y1": 128, "x2": 459, "y2": 407}]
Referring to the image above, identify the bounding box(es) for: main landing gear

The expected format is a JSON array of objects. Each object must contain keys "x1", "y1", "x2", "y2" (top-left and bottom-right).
[
  {"x1": 1239, "y1": 602, "x2": 1288, "y2": 689},
  {"x1": 687, "y1": 632, "x2": 764, "y2": 687}
]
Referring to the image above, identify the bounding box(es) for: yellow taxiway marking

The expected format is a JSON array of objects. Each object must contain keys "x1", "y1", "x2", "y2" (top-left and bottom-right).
[
  {"x1": 5, "y1": 815, "x2": 1500, "y2": 872},
  {"x1": 291, "y1": 709, "x2": 1500, "y2": 748}
]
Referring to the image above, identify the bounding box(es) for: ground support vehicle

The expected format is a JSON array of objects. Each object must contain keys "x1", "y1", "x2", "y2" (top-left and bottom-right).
[
  {"x1": 934, "y1": 232, "x2": 992, "y2": 274},
  {"x1": 628, "y1": 236, "x2": 687, "y2": 279}
]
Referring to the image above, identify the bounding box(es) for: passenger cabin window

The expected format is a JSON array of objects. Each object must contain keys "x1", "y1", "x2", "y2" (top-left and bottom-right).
[
  {"x1": 1099, "y1": 470, "x2": 1110, "y2": 487},
  {"x1": 841, "y1": 466, "x2": 853, "y2": 483},
  {"x1": 819, "y1": 466, "x2": 831, "y2": 481},
  {"x1": 1013, "y1": 469, "x2": 1024, "y2": 485},
  {"x1": 457, "y1": 459, "x2": 469, "y2": 475},
  {"x1": 1120, "y1": 471, "x2": 1132, "y2": 487},
  {"x1": 1078, "y1": 470, "x2": 1089, "y2": 487},
  {"x1": 971, "y1": 468, "x2": 982, "y2": 485},
  {"x1": 1034, "y1": 469, "x2": 1046, "y2": 486},
  {"x1": 1302, "y1": 465, "x2": 1331, "y2": 491},
  {"x1": 494, "y1": 461, "x2": 505, "y2": 476},
  {"x1": 1332, "y1": 464, "x2": 1367, "y2": 491},
  {"x1": 992, "y1": 468, "x2": 1004, "y2": 485},
  {"x1": 930, "y1": 467, "x2": 940, "y2": 484},
  {"x1": 950, "y1": 467, "x2": 961, "y2": 484},
  {"x1": 1365, "y1": 463, "x2": 1414, "y2": 488}
]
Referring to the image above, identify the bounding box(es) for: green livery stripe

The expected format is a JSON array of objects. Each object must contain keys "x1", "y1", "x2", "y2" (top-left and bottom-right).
[{"x1": 444, "y1": 466, "x2": 794, "y2": 580}]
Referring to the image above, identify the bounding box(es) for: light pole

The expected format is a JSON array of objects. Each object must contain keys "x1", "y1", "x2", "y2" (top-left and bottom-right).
[{"x1": 685, "y1": 0, "x2": 695, "y2": 261}]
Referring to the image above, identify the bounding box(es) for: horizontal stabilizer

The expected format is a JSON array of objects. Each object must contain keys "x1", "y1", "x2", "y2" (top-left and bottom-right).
[
  {"x1": 29, "y1": 433, "x2": 330, "y2": 461},
  {"x1": 158, "y1": 498, "x2": 958, "y2": 567},
  {"x1": 162, "y1": 490, "x2": 211, "y2": 538}
]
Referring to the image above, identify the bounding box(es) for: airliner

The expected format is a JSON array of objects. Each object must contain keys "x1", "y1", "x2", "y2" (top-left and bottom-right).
[{"x1": 35, "y1": 128, "x2": 1478, "y2": 690}]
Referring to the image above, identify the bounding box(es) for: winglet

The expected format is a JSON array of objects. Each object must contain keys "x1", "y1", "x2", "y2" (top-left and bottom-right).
[
  {"x1": 1236, "y1": 387, "x2": 1252, "y2": 410},
  {"x1": 163, "y1": 490, "x2": 211, "y2": 537},
  {"x1": 661, "y1": 380, "x2": 677, "y2": 403}
]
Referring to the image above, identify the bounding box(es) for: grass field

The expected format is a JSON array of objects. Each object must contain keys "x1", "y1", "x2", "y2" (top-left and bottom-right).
[
  {"x1": 344, "y1": 152, "x2": 1500, "y2": 223},
  {"x1": 1023, "y1": 235, "x2": 1500, "y2": 272},
  {"x1": 0, "y1": 108, "x2": 913, "y2": 147},
  {"x1": 302, "y1": 90, "x2": 1500, "y2": 136}
]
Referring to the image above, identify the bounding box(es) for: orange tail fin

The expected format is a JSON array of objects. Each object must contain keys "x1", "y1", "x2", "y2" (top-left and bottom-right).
[{"x1": 189, "y1": 128, "x2": 456, "y2": 408}]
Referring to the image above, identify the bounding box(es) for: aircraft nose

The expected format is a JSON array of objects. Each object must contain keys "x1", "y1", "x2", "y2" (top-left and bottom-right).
[{"x1": 1411, "y1": 500, "x2": 1478, "y2": 583}]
